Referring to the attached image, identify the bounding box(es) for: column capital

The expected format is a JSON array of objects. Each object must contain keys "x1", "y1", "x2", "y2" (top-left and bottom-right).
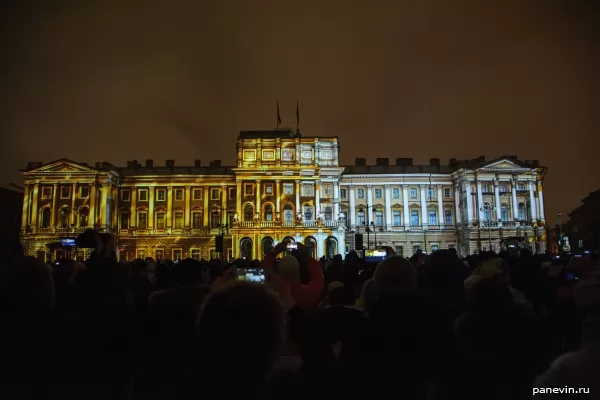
[
  {"x1": 419, "y1": 184, "x2": 427, "y2": 189},
  {"x1": 53, "y1": 183, "x2": 58, "y2": 187},
  {"x1": 295, "y1": 179, "x2": 301, "y2": 183},
  {"x1": 236, "y1": 179, "x2": 242, "y2": 184},
  {"x1": 437, "y1": 184, "x2": 442, "y2": 188},
  {"x1": 348, "y1": 184, "x2": 355, "y2": 189},
  {"x1": 168, "y1": 186, "x2": 174, "y2": 190},
  {"x1": 185, "y1": 185, "x2": 191, "y2": 190},
  {"x1": 365, "y1": 183, "x2": 372, "y2": 187},
  {"x1": 384, "y1": 184, "x2": 391, "y2": 188},
  {"x1": 275, "y1": 179, "x2": 281, "y2": 183},
  {"x1": 220, "y1": 183, "x2": 227, "y2": 188},
  {"x1": 256, "y1": 179, "x2": 261, "y2": 183}
]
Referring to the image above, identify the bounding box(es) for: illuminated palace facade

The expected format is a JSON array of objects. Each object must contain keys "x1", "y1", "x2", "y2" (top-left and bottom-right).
[{"x1": 19, "y1": 129, "x2": 548, "y2": 261}]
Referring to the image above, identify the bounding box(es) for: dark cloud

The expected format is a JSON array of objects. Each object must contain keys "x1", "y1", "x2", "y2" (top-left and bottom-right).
[{"x1": 1, "y1": 0, "x2": 598, "y2": 224}]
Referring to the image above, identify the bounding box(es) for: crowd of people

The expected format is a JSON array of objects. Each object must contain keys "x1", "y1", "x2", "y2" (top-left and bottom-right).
[{"x1": 1, "y1": 228, "x2": 599, "y2": 399}]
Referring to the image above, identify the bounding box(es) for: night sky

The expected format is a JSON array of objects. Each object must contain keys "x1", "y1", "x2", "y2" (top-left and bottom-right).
[{"x1": 1, "y1": 0, "x2": 598, "y2": 225}]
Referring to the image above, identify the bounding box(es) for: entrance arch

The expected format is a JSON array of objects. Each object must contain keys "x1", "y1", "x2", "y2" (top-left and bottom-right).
[
  {"x1": 304, "y1": 236, "x2": 317, "y2": 259},
  {"x1": 261, "y1": 236, "x2": 274, "y2": 258},
  {"x1": 240, "y1": 237, "x2": 253, "y2": 259},
  {"x1": 325, "y1": 236, "x2": 337, "y2": 259}
]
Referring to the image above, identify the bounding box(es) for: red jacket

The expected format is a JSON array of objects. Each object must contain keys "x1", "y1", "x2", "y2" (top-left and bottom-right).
[{"x1": 263, "y1": 254, "x2": 325, "y2": 313}]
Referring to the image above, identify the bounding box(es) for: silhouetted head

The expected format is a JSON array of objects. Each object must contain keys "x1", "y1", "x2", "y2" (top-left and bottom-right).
[
  {"x1": 1, "y1": 256, "x2": 55, "y2": 310},
  {"x1": 278, "y1": 255, "x2": 300, "y2": 280},
  {"x1": 198, "y1": 282, "x2": 285, "y2": 382},
  {"x1": 176, "y1": 258, "x2": 204, "y2": 287},
  {"x1": 373, "y1": 255, "x2": 417, "y2": 298},
  {"x1": 466, "y1": 279, "x2": 513, "y2": 313}
]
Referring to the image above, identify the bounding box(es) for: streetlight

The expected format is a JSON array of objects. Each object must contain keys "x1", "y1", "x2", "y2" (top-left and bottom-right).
[
  {"x1": 358, "y1": 205, "x2": 377, "y2": 248},
  {"x1": 480, "y1": 204, "x2": 496, "y2": 251}
]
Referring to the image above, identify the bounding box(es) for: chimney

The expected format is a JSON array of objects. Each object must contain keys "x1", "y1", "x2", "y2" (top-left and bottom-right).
[
  {"x1": 145, "y1": 159, "x2": 153, "y2": 168},
  {"x1": 395, "y1": 158, "x2": 413, "y2": 166},
  {"x1": 376, "y1": 158, "x2": 389, "y2": 166},
  {"x1": 166, "y1": 160, "x2": 175, "y2": 168},
  {"x1": 429, "y1": 158, "x2": 440, "y2": 167},
  {"x1": 210, "y1": 160, "x2": 221, "y2": 167},
  {"x1": 126, "y1": 161, "x2": 133, "y2": 168},
  {"x1": 355, "y1": 158, "x2": 367, "y2": 166},
  {"x1": 449, "y1": 158, "x2": 458, "y2": 165},
  {"x1": 194, "y1": 159, "x2": 202, "y2": 167}
]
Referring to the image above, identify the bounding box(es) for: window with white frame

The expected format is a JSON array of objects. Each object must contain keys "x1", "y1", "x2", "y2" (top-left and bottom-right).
[
  {"x1": 283, "y1": 184, "x2": 293, "y2": 195},
  {"x1": 374, "y1": 188, "x2": 382, "y2": 199},
  {"x1": 174, "y1": 212, "x2": 184, "y2": 229},
  {"x1": 427, "y1": 188, "x2": 435, "y2": 199},
  {"x1": 392, "y1": 188, "x2": 400, "y2": 198},
  {"x1": 41, "y1": 187, "x2": 52, "y2": 199},
  {"x1": 138, "y1": 189, "x2": 148, "y2": 201},
  {"x1": 357, "y1": 189, "x2": 364, "y2": 198},
  {"x1": 340, "y1": 188, "x2": 347, "y2": 198},
  {"x1": 410, "y1": 188, "x2": 417, "y2": 198},
  {"x1": 428, "y1": 210, "x2": 437, "y2": 225},
  {"x1": 192, "y1": 211, "x2": 202, "y2": 228},
  {"x1": 411, "y1": 210, "x2": 419, "y2": 226},
  {"x1": 393, "y1": 210, "x2": 402, "y2": 226},
  {"x1": 156, "y1": 189, "x2": 166, "y2": 201},
  {"x1": 444, "y1": 188, "x2": 451, "y2": 198},
  {"x1": 191, "y1": 249, "x2": 201, "y2": 260},
  {"x1": 138, "y1": 212, "x2": 148, "y2": 229},
  {"x1": 60, "y1": 186, "x2": 71, "y2": 199},
  {"x1": 174, "y1": 189, "x2": 184, "y2": 201},
  {"x1": 156, "y1": 212, "x2": 165, "y2": 229},
  {"x1": 445, "y1": 210, "x2": 453, "y2": 225},
  {"x1": 193, "y1": 189, "x2": 202, "y2": 200}
]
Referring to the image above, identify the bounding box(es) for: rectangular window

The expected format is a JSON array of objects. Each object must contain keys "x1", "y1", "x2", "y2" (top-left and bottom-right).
[
  {"x1": 374, "y1": 188, "x2": 382, "y2": 199},
  {"x1": 357, "y1": 189, "x2": 364, "y2": 198},
  {"x1": 156, "y1": 189, "x2": 166, "y2": 201},
  {"x1": 375, "y1": 211, "x2": 383, "y2": 226},
  {"x1": 518, "y1": 183, "x2": 525, "y2": 191},
  {"x1": 324, "y1": 184, "x2": 333, "y2": 196},
  {"x1": 138, "y1": 212, "x2": 148, "y2": 229},
  {"x1": 155, "y1": 249, "x2": 164, "y2": 260},
  {"x1": 175, "y1": 189, "x2": 184, "y2": 201},
  {"x1": 174, "y1": 212, "x2": 184, "y2": 229},
  {"x1": 411, "y1": 210, "x2": 419, "y2": 226},
  {"x1": 357, "y1": 212, "x2": 365, "y2": 227},
  {"x1": 120, "y1": 213, "x2": 130, "y2": 229},
  {"x1": 244, "y1": 184, "x2": 254, "y2": 195},
  {"x1": 193, "y1": 189, "x2": 202, "y2": 200},
  {"x1": 413, "y1": 245, "x2": 421, "y2": 254},
  {"x1": 138, "y1": 189, "x2": 148, "y2": 201},
  {"x1": 429, "y1": 210, "x2": 437, "y2": 225},
  {"x1": 283, "y1": 184, "x2": 293, "y2": 195},
  {"x1": 42, "y1": 187, "x2": 52, "y2": 199},
  {"x1": 392, "y1": 188, "x2": 400, "y2": 198},
  {"x1": 431, "y1": 244, "x2": 439, "y2": 252},
  {"x1": 302, "y1": 184, "x2": 313, "y2": 196},
  {"x1": 395, "y1": 246, "x2": 404, "y2": 257},
  {"x1": 60, "y1": 186, "x2": 71, "y2": 199},
  {"x1": 191, "y1": 249, "x2": 201, "y2": 260},
  {"x1": 173, "y1": 249, "x2": 182, "y2": 261},
  {"x1": 444, "y1": 188, "x2": 451, "y2": 198},
  {"x1": 445, "y1": 210, "x2": 453, "y2": 225},
  {"x1": 427, "y1": 188, "x2": 435, "y2": 199},
  {"x1": 340, "y1": 188, "x2": 347, "y2": 199},
  {"x1": 211, "y1": 211, "x2": 220, "y2": 228},
  {"x1": 192, "y1": 212, "x2": 202, "y2": 229},
  {"x1": 265, "y1": 184, "x2": 273, "y2": 195},
  {"x1": 211, "y1": 188, "x2": 220, "y2": 200},
  {"x1": 156, "y1": 212, "x2": 165, "y2": 229},
  {"x1": 121, "y1": 189, "x2": 130, "y2": 201},
  {"x1": 410, "y1": 188, "x2": 418, "y2": 198},
  {"x1": 500, "y1": 184, "x2": 507, "y2": 193},
  {"x1": 229, "y1": 188, "x2": 236, "y2": 200},
  {"x1": 136, "y1": 249, "x2": 146, "y2": 259},
  {"x1": 80, "y1": 186, "x2": 90, "y2": 199},
  {"x1": 393, "y1": 211, "x2": 402, "y2": 226}
]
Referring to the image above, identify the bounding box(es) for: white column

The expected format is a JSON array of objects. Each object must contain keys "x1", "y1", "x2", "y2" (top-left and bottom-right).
[
  {"x1": 437, "y1": 185, "x2": 444, "y2": 228},
  {"x1": 402, "y1": 185, "x2": 409, "y2": 230},
  {"x1": 420, "y1": 185, "x2": 427, "y2": 228},
  {"x1": 333, "y1": 182, "x2": 340, "y2": 221},
  {"x1": 511, "y1": 178, "x2": 519, "y2": 220},
  {"x1": 454, "y1": 184, "x2": 461, "y2": 225},
  {"x1": 465, "y1": 181, "x2": 473, "y2": 226},
  {"x1": 529, "y1": 180, "x2": 537, "y2": 221},
  {"x1": 537, "y1": 181, "x2": 545, "y2": 223},
  {"x1": 50, "y1": 183, "x2": 58, "y2": 229},
  {"x1": 315, "y1": 180, "x2": 321, "y2": 218},
  {"x1": 384, "y1": 184, "x2": 392, "y2": 229},
  {"x1": 256, "y1": 179, "x2": 262, "y2": 219},
  {"x1": 494, "y1": 180, "x2": 501, "y2": 217},
  {"x1": 21, "y1": 184, "x2": 30, "y2": 232},
  {"x1": 236, "y1": 180, "x2": 242, "y2": 219},
  {"x1": 275, "y1": 180, "x2": 281, "y2": 216},
  {"x1": 476, "y1": 181, "x2": 484, "y2": 222},
  {"x1": 349, "y1": 185, "x2": 356, "y2": 228},
  {"x1": 295, "y1": 180, "x2": 301, "y2": 217},
  {"x1": 70, "y1": 183, "x2": 77, "y2": 226}
]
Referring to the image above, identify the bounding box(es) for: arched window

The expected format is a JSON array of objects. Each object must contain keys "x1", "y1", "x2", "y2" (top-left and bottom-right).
[
  {"x1": 283, "y1": 204, "x2": 294, "y2": 222},
  {"x1": 60, "y1": 207, "x2": 71, "y2": 227},
  {"x1": 304, "y1": 206, "x2": 313, "y2": 221},
  {"x1": 518, "y1": 202, "x2": 526, "y2": 221},
  {"x1": 79, "y1": 207, "x2": 89, "y2": 227},
  {"x1": 500, "y1": 204, "x2": 509, "y2": 222},
  {"x1": 483, "y1": 202, "x2": 491, "y2": 221},
  {"x1": 244, "y1": 204, "x2": 254, "y2": 222},
  {"x1": 261, "y1": 236, "x2": 274, "y2": 257},
  {"x1": 40, "y1": 208, "x2": 51, "y2": 228},
  {"x1": 240, "y1": 237, "x2": 253, "y2": 259},
  {"x1": 324, "y1": 207, "x2": 333, "y2": 221},
  {"x1": 264, "y1": 204, "x2": 273, "y2": 221}
]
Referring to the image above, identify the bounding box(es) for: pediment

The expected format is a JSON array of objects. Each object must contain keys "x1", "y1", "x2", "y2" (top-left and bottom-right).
[
  {"x1": 25, "y1": 159, "x2": 98, "y2": 175},
  {"x1": 479, "y1": 158, "x2": 529, "y2": 171}
]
